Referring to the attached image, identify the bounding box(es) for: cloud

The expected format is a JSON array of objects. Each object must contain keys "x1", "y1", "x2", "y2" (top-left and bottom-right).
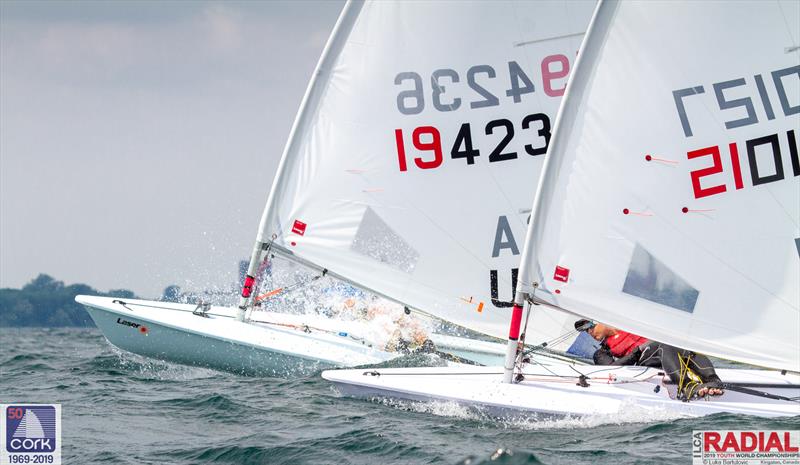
[
  {"x1": 1, "y1": 1, "x2": 336, "y2": 92},
  {"x1": 201, "y1": 4, "x2": 245, "y2": 52}
]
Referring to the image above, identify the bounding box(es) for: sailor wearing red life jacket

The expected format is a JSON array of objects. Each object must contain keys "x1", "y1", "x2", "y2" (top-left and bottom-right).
[
  {"x1": 573, "y1": 319, "x2": 725, "y2": 399},
  {"x1": 604, "y1": 329, "x2": 649, "y2": 358}
]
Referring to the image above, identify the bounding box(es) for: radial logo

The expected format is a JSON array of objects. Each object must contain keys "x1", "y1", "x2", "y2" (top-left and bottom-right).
[{"x1": 692, "y1": 430, "x2": 799, "y2": 464}]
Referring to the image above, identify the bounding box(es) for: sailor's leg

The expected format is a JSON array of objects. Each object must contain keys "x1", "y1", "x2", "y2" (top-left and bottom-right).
[
  {"x1": 656, "y1": 343, "x2": 683, "y2": 384},
  {"x1": 687, "y1": 353, "x2": 724, "y2": 396},
  {"x1": 659, "y1": 344, "x2": 723, "y2": 397},
  {"x1": 636, "y1": 341, "x2": 663, "y2": 368},
  {"x1": 687, "y1": 353, "x2": 721, "y2": 383}
]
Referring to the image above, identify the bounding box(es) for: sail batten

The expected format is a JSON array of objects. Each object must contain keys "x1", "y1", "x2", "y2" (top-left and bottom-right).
[{"x1": 519, "y1": 0, "x2": 800, "y2": 371}]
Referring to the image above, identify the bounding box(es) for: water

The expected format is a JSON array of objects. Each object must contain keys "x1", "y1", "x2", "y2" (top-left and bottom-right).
[{"x1": 1, "y1": 328, "x2": 797, "y2": 464}]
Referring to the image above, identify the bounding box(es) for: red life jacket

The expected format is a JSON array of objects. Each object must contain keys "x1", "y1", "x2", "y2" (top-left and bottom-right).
[{"x1": 605, "y1": 330, "x2": 648, "y2": 357}]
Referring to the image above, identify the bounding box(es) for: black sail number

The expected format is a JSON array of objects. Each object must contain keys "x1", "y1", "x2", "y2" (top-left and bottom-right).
[
  {"x1": 486, "y1": 119, "x2": 517, "y2": 162},
  {"x1": 522, "y1": 113, "x2": 551, "y2": 156}
]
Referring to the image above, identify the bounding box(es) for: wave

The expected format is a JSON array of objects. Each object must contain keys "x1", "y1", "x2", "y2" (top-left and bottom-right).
[{"x1": 83, "y1": 350, "x2": 219, "y2": 381}]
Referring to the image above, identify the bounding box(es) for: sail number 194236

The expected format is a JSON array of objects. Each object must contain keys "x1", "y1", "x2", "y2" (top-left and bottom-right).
[{"x1": 393, "y1": 57, "x2": 571, "y2": 172}]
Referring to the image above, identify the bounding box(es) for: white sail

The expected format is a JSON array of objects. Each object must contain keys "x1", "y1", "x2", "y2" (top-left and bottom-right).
[
  {"x1": 254, "y1": 0, "x2": 596, "y2": 343},
  {"x1": 520, "y1": 0, "x2": 800, "y2": 370}
]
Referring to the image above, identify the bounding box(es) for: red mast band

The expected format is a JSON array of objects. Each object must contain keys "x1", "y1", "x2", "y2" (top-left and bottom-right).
[
  {"x1": 508, "y1": 304, "x2": 524, "y2": 340},
  {"x1": 241, "y1": 275, "x2": 255, "y2": 298}
]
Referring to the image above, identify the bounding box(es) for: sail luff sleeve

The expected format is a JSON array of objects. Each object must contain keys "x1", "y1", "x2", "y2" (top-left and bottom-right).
[
  {"x1": 255, "y1": 0, "x2": 364, "y2": 245},
  {"x1": 516, "y1": 0, "x2": 613, "y2": 304}
]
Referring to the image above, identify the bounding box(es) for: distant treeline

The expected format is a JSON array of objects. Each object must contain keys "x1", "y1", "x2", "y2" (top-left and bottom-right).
[
  {"x1": 0, "y1": 275, "x2": 205, "y2": 327},
  {"x1": 0, "y1": 274, "x2": 212, "y2": 328},
  {"x1": 0, "y1": 274, "x2": 138, "y2": 327}
]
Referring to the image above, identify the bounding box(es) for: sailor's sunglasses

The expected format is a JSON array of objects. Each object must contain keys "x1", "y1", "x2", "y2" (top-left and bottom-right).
[{"x1": 579, "y1": 321, "x2": 596, "y2": 332}]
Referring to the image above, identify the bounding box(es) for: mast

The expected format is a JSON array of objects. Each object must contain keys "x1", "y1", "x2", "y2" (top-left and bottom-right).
[
  {"x1": 502, "y1": 0, "x2": 608, "y2": 383},
  {"x1": 237, "y1": 1, "x2": 364, "y2": 320}
]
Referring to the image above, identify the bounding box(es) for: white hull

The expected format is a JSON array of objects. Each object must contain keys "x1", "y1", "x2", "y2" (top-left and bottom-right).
[
  {"x1": 322, "y1": 364, "x2": 800, "y2": 419},
  {"x1": 76, "y1": 295, "x2": 505, "y2": 376}
]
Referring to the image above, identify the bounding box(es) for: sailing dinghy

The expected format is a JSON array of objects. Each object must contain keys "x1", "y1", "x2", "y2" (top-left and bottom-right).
[
  {"x1": 323, "y1": 0, "x2": 800, "y2": 418},
  {"x1": 76, "y1": 0, "x2": 599, "y2": 375}
]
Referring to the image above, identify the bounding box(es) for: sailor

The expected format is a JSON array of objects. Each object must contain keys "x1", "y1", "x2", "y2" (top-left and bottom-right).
[{"x1": 574, "y1": 319, "x2": 724, "y2": 400}]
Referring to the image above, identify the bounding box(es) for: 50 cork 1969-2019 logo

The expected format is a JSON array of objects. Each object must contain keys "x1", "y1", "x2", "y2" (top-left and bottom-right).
[{"x1": 1, "y1": 404, "x2": 61, "y2": 465}]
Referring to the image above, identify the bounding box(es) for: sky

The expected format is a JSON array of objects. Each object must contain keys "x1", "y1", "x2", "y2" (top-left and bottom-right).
[{"x1": 0, "y1": 0, "x2": 344, "y2": 297}]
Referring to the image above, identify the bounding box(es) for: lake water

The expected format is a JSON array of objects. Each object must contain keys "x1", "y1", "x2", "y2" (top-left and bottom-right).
[{"x1": 1, "y1": 328, "x2": 797, "y2": 464}]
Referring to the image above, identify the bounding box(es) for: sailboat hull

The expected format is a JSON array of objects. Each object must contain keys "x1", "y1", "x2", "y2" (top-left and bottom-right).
[
  {"x1": 76, "y1": 295, "x2": 506, "y2": 376},
  {"x1": 322, "y1": 365, "x2": 800, "y2": 419},
  {"x1": 77, "y1": 295, "x2": 397, "y2": 377}
]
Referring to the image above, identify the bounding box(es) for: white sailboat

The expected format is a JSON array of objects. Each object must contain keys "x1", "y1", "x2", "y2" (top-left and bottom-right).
[
  {"x1": 76, "y1": 0, "x2": 598, "y2": 376},
  {"x1": 323, "y1": 0, "x2": 800, "y2": 418}
]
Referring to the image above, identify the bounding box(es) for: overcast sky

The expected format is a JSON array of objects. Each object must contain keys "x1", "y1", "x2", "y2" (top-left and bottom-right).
[{"x1": 1, "y1": 0, "x2": 344, "y2": 297}]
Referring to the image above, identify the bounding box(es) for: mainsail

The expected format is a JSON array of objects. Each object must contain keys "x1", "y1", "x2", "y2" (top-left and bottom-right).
[
  {"x1": 519, "y1": 0, "x2": 800, "y2": 370},
  {"x1": 243, "y1": 0, "x2": 596, "y2": 343}
]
